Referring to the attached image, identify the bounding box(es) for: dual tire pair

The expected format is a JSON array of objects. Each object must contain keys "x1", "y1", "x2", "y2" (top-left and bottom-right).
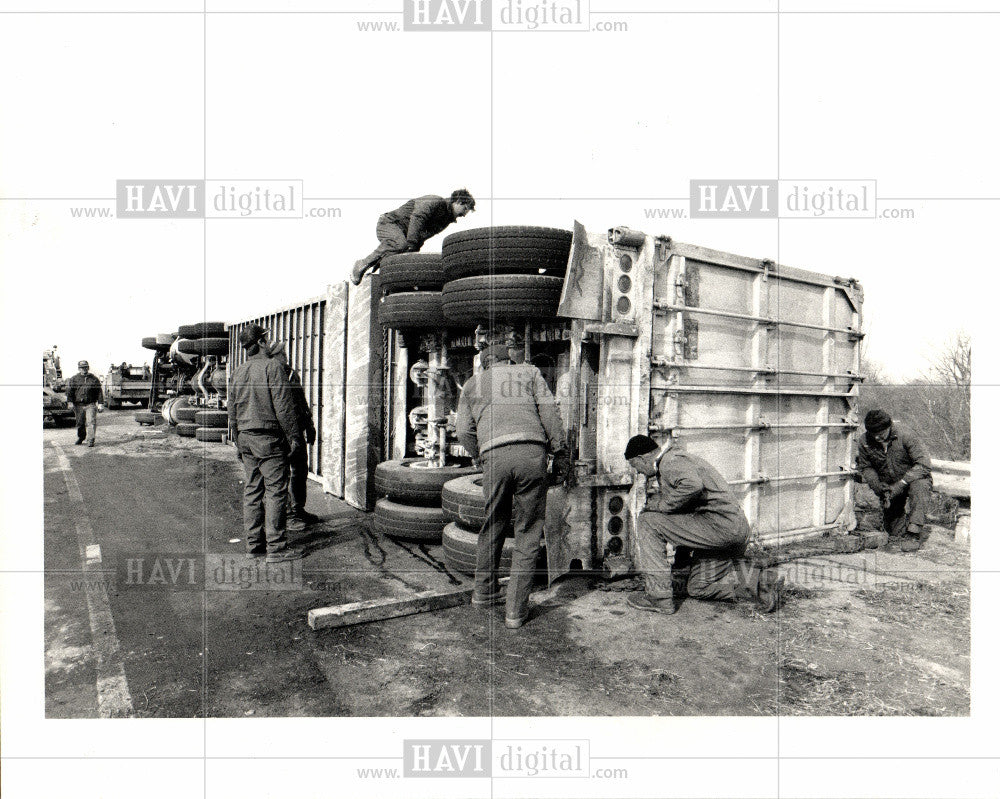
[{"x1": 377, "y1": 226, "x2": 571, "y2": 329}]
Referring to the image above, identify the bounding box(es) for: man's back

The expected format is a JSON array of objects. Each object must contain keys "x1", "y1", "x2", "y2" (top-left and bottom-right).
[
  {"x1": 228, "y1": 353, "x2": 297, "y2": 437},
  {"x1": 654, "y1": 448, "x2": 745, "y2": 523},
  {"x1": 456, "y1": 362, "x2": 565, "y2": 458},
  {"x1": 383, "y1": 195, "x2": 452, "y2": 247}
]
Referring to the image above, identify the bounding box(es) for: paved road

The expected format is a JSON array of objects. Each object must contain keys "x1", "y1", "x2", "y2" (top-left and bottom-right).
[{"x1": 43, "y1": 410, "x2": 971, "y2": 718}]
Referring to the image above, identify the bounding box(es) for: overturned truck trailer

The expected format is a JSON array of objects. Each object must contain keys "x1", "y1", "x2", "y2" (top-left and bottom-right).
[{"x1": 230, "y1": 223, "x2": 864, "y2": 583}]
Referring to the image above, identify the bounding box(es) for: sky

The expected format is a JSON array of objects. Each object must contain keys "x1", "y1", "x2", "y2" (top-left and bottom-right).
[{"x1": 1, "y1": 10, "x2": 991, "y2": 387}]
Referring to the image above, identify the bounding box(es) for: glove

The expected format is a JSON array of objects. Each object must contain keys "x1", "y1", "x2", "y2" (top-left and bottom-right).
[
  {"x1": 306, "y1": 427, "x2": 316, "y2": 445},
  {"x1": 886, "y1": 480, "x2": 907, "y2": 501},
  {"x1": 874, "y1": 481, "x2": 891, "y2": 499},
  {"x1": 97, "y1": 404, "x2": 105, "y2": 413}
]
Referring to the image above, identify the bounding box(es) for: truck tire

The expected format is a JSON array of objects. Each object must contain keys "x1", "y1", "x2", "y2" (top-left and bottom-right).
[
  {"x1": 195, "y1": 426, "x2": 228, "y2": 443},
  {"x1": 195, "y1": 409, "x2": 229, "y2": 428},
  {"x1": 134, "y1": 410, "x2": 160, "y2": 426},
  {"x1": 373, "y1": 498, "x2": 447, "y2": 543},
  {"x1": 442, "y1": 474, "x2": 487, "y2": 528},
  {"x1": 378, "y1": 253, "x2": 446, "y2": 293},
  {"x1": 442, "y1": 226, "x2": 571, "y2": 281},
  {"x1": 441, "y1": 475, "x2": 516, "y2": 536},
  {"x1": 442, "y1": 274, "x2": 564, "y2": 324},
  {"x1": 177, "y1": 322, "x2": 226, "y2": 339},
  {"x1": 141, "y1": 336, "x2": 172, "y2": 352},
  {"x1": 378, "y1": 291, "x2": 445, "y2": 329},
  {"x1": 176, "y1": 406, "x2": 199, "y2": 423},
  {"x1": 442, "y1": 523, "x2": 515, "y2": 577},
  {"x1": 374, "y1": 458, "x2": 479, "y2": 506},
  {"x1": 176, "y1": 422, "x2": 198, "y2": 438},
  {"x1": 177, "y1": 337, "x2": 229, "y2": 356}
]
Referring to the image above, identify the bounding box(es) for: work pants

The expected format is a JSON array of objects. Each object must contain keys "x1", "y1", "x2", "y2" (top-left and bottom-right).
[
  {"x1": 883, "y1": 477, "x2": 931, "y2": 536},
  {"x1": 288, "y1": 433, "x2": 308, "y2": 515},
  {"x1": 637, "y1": 509, "x2": 751, "y2": 602},
  {"x1": 476, "y1": 443, "x2": 548, "y2": 621},
  {"x1": 74, "y1": 403, "x2": 98, "y2": 444},
  {"x1": 238, "y1": 430, "x2": 291, "y2": 554},
  {"x1": 358, "y1": 217, "x2": 410, "y2": 271}
]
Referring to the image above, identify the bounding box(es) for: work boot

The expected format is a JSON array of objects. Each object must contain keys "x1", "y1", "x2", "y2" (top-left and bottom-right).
[
  {"x1": 87, "y1": 441, "x2": 95, "y2": 448},
  {"x1": 351, "y1": 259, "x2": 369, "y2": 286},
  {"x1": 286, "y1": 514, "x2": 307, "y2": 533},
  {"x1": 75, "y1": 438, "x2": 84, "y2": 445},
  {"x1": 298, "y1": 510, "x2": 322, "y2": 525},
  {"x1": 626, "y1": 592, "x2": 676, "y2": 615},
  {"x1": 266, "y1": 546, "x2": 305, "y2": 563},
  {"x1": 862, "y1": 530, "x2": 889, "y2": 550},
  {"x1": 245, "y1": 550, "x2": 266, "y2": 560},
  {"x1": 900, "y1": 534, "x2": 921, "y2": 553},
  {"x1": 755, "y1": 570, "x2": 785, "y2": 613},
  {"x1": 909, "y1": 522, "x2": 931, "y2": 543},
  {"x1": 505, "y1": 614, "x2": 528, "y2": 629}
]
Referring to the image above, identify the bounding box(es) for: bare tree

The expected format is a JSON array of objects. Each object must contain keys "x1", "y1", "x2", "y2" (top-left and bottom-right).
[
  {"x1": 858, "y1": 332, "x2": 971, "y2": 460},
  {"x1": 916, "y1": 332, "x2": 971, "y2": 459}
]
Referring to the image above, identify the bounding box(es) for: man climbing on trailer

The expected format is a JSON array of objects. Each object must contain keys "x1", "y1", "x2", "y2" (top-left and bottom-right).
[
  {"x1": 350, "y1": 189, "x2": 475, "y2": 285},
  {"x1": 624, "y1": 434, "x2": 784, "y2": 614},
  {"x1": 856, "y1": 409, "x2": 932, "y2": 553}
]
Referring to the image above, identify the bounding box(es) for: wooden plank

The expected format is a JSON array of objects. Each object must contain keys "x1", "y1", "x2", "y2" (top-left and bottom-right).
[
  {"x1": 308, "y1": 584, "x2": 476, "y2": 630},
  {"x1": 931, "y1": 458, "x2": 970, "y2": 477},
  {"x1": 931, "y1": 471, "x2": 970, "y2": 500}
]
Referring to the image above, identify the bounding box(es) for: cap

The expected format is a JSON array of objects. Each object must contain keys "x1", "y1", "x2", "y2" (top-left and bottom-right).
[
  {"x1": 624, "y1": 434, "x2": 659, "y2": 460},
  {"x1": 238, "y1": 324, "x2": 267, "y2": 349},
  {"x1": 77, "y1": 360, "x2": 89, "y2": 368},
  {"x1": 864, "y1": 409, "x2": 892, "y2": 433}
]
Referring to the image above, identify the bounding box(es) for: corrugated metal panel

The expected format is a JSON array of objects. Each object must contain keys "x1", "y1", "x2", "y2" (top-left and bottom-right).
[
  {"x1": 228, "y1": 297, "x2": 326, "y2": 478},
  {"x1": 644, "y1": 242, "x2": 863, "y2": 544}
]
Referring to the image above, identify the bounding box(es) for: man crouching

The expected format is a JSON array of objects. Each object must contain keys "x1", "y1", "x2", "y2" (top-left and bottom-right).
[{"x1": 624, "y1": 434, "x2": 783, "y2": 614}]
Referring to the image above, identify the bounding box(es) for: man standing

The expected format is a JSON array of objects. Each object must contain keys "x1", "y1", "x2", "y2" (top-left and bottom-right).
[
  {"x1": 624, "y1": 434, "x2": 783, "y2": 614},
  {"x1": 857, "y1": 409, "x2": 933, "y2": 553},
  {"x1": 456, "y1": 344, "x2": 569, "y2": 629},
  {"x1": 351, "y1": 189, "x2": 475, "y2": 285},
  {"x1": 267, "y1": 342, "x2": 320, "y2": 531},
  {"x1": 228, "y1": 325, "x2": 305, "y2": 563},
  {"x1": 65, "y1": 360, "x2": 104, "y2": 447}
]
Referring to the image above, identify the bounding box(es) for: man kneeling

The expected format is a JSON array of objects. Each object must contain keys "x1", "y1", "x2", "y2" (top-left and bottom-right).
[{"x1": 624, "y1": 434, "x2": 783, "y2": 614}]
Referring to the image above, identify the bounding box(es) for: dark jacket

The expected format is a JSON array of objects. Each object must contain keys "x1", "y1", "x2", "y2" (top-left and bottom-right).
[
  {"x1": 65, "y1": 372, "x2": 103, "y2": 405},
  {"x1": 288, "y1": 368, "x2": 315, "y2": 440},
  {"x1": 456, "y1": 363, "x2": 566, "y2": 458},
  {"x1": 857, "y1": 423, "x2": 932, "y2": 489},
  {"x1": 647, "y1": 447, "x2": 747, "y2": 525},
  {"x1": 227, "y1": 351, "x2": 300, "y2": 443},
  {"x1": 382, "y1": 195, "x2": 455, "y2": 250}
]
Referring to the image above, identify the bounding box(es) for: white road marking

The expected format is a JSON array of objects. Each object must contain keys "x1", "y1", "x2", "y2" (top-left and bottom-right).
[
  {"x1": 85, "y1": 544, "x2": 102, "y2": 564},
  {"x1": 51, "y1": 443, "x2": 135, "y2": 718}
]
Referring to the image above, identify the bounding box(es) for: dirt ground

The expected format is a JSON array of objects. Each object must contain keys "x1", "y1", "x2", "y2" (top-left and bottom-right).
[{"x1": 44, "y1": 410, "x2": 970, "y2": 718}]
